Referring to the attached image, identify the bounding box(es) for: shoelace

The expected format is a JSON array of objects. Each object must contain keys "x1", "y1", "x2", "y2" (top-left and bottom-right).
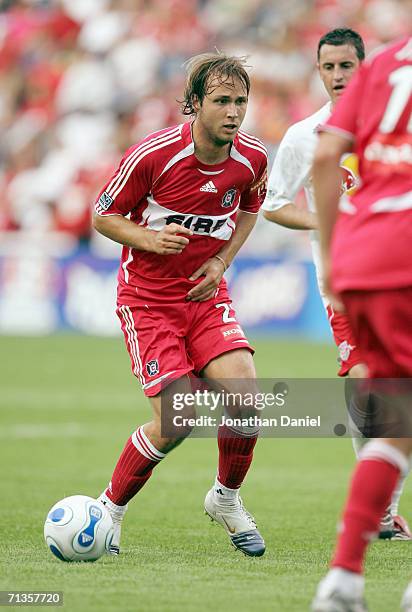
[
  {"x1": 216, "y1": 495, "x2": 257, "y2": 529},
  {"x1": 380, "y1": 512, "x2": 394, "y2": 528},
  {"x1": 238, "y1": 497, "x2": 257, "y2": 528}
]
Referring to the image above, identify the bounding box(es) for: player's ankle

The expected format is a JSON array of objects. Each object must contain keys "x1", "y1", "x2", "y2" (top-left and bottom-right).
[
  {"x1": 213, "y1": 478, "x2": 240, "y2": 501},
  {"x1": 99, "y1": 491, "x2": 128, "y2": 512}
]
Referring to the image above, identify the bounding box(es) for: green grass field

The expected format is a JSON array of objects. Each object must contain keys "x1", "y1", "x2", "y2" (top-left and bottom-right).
[{"x1": 1, "y1": 336, "x2": 411, "y2": 611}]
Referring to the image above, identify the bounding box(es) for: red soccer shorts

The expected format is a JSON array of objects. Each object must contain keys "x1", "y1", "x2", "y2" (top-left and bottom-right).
[
  {"x1": 326, "y1": 304, "x2": 364, "y2": 376},
  {"x1": 341, "y1": 287, "x2": 412, "y2": 378},
  {"x1": 116, "y1": 285, "x2": 253, "y2": 397}
]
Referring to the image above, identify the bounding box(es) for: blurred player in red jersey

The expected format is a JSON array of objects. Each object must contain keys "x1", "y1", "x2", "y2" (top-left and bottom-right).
[
  {"x1": 92, "y1": 53, "x2": 267, "y2": 558},
  {"x1": 263, "y1": 28, "x2": 411, "y2": 541},
  {"x1": 311, "y1": 36, "x2": 412, "y2": 611}
]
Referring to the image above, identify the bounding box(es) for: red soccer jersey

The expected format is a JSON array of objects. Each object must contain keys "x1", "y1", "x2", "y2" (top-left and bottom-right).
[
  {"x1": 323, "y1": 37, "x2": 412, "y2": 292},
  {"x1": 95, "y1": 121, "x2": 267, "y2": 302}
]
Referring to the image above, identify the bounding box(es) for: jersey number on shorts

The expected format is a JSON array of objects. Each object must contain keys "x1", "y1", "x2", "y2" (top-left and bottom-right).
[{"x1": 215, "y1": 302, "x2": 236, "y2": 324}]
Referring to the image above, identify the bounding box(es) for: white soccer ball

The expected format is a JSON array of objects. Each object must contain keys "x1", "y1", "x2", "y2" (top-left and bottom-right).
[{"x1": 44, "y1": 495, "x2": 113, "y2": 562}]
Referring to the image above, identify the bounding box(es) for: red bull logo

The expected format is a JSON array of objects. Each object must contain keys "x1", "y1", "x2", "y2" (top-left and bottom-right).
[{"x1": 340, "y1": 153, "x2": 360, "y2": 196}]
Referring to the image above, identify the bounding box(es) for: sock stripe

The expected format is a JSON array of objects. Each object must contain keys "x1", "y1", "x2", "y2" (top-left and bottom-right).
[
  {"x1": 105, "y1": 428, "x2": 167, "y2": 506},
  {"x1": 137, "y1": 427, "x2": 166, "y2": 460},
  {"x1": 131, "y1": 429, "x2": 156, "y2": 461},
  {"x1": 138, "y1": 427, "x2": 166, "y2": 460},
  {"x1": 360, "y1": 440, "x2": 409, "y2": 475},
  {"x1": 131, "y1": 427, "x2": 165, "y2": 462}
]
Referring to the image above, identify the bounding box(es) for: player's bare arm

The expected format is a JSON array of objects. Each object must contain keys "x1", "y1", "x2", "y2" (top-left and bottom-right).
[
  {"x1": 93, "y1": 214, "x2": 192, "y2": 255},
  {"x1": 313, "y1": 130, "x2": 351, "y2": 309},
  {"x1": 187, "y1": 210, "x2": 257, "y2": 302},
  {"x1": 263, "y1": 204, "x2": 318, "y2": 230}
]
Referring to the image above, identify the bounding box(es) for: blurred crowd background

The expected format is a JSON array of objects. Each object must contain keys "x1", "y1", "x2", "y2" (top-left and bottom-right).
[{"x1": 0, "y1": 0, "x2": 409, "y2": 251}]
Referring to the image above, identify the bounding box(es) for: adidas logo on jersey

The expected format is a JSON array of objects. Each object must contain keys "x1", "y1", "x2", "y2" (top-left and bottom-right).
[{"x1": 200, "y1": 181, "x2": 218, "y2": 193}]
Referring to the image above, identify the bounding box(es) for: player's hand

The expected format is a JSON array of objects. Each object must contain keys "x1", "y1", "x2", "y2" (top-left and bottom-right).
[
  {"x1": 186, "y1": 257, "x2": 225, "y2": 302},
  {"x1": 322, "y1": 255, "x2": 345, "y2": 313},
  {"x1": 150, "y1": 223, "x2": 192, "y2": 255}
]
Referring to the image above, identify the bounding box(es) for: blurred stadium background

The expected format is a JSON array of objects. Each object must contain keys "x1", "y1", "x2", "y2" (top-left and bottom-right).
[
  {"x1": 2, "y1": 4, "x2": 412, "y2": 610},
  {"x1": 0, "y1": 0, "x2": 410, "y2": 340}
]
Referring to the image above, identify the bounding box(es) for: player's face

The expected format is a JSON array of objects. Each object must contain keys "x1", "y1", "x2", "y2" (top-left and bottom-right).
[
  {"x1": 317, "y1": 44, "x2": 361, "y2": 106},
  {"x1": 193, "y1": 75, "x2": 248, "y2": 146}
]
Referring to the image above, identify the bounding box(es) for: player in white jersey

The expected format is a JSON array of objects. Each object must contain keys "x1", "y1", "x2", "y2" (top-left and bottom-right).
[{"x1": 262, "y1": 28, "x2": 411, "y2": 539}]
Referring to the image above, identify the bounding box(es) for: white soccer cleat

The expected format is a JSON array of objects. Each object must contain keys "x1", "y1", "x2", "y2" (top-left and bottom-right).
[
  {"x1": 401, "y1": 581, "x2": 412, "y2": 611},
  {"x1": 98, "y1": 493, "x2": 128, "y2": 555},
  {"x1": 378, "y1": 511, "x2": 412, "y2": 540},
  {"x1": 311, "y1": 568, "x2": 367, "y2": 612},
  {"x1": 378, "y1": 510, "x2": 395, "y2": 539},
  {"x1": 204, "y1": 488, "x2": 265, "y2": 557}
]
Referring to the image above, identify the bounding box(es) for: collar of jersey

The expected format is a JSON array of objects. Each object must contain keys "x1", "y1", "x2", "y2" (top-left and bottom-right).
[{"x1": 182, "y1": 120, "x2": 236, "y2": 170}]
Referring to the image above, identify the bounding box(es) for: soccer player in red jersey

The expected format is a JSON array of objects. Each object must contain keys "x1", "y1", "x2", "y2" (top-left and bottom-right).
[
  {"x1": 263, "y1": 28, "x2": 411, "y2": 541},
  {"x1": 92, "y1": 53, "x2": 267, "y2": 558},
  {"x1": 312, "y1": 36, "x2": 412, "y2": 611}
]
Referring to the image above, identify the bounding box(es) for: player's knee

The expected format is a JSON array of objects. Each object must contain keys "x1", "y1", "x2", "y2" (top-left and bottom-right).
[
  {"x1": 348, "y1": 363, "x2": 368, "y2": 378},
  {"x1": 220, "y1": 380, "x2": 261, "y2": 421},
  {"x1": 234, "y1": 350, "x2": 256, "y2": 378},
  {"x1": 206, "y1": 348, "x2": 256, "y2": 379}
]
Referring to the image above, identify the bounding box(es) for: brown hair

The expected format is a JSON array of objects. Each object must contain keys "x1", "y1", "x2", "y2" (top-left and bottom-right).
[{"x1": 181, "y1": 52, "x2": 250, "y2": 116}]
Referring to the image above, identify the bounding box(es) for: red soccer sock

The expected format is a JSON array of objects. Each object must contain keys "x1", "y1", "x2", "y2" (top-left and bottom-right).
[
  {"x1": 332, "y1": 449, "x2": 403, "y2": 573},
  {"x1": 217, "y1": 424, "x2": 258, "y2": 489},
  {"x1": 104, "y1": 426, "x2": 166, "y2": 506}
]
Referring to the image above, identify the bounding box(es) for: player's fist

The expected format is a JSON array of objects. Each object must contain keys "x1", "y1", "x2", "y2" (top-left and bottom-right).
[{"x1": 150, "y1": 223, "x2": 192, "y2": 255}]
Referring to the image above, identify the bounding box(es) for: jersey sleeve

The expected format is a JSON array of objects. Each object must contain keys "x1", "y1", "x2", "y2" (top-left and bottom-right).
[
  {"x1": 239, "y1": 154, "x2": 268, "y2": 214},
  {"x1": 323, "y1": 64, "x2": 368, "y2": 141},
  {"x1": 262, "y1": 127, "x2": 311, "y2": 212},
  {"x1": 94, "y1": 145, "x2": 152, "y2": 217}
]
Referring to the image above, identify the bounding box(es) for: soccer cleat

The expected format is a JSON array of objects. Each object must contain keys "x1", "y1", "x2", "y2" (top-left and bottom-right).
[
  {"x1": 311, "y1": 592, "x2": 368, "y2": 612},
  {"x1": 378, "y1": 511, "x2": 394, "y2": 539},
  {"x1": 392, "y1": 515, "x2": 412, "y2": 541},
  {"x1": 401, "y1": 581, "x2": 412, "y2": 611},
  {"x1": 98, "y1": 493, "x2": 128, "y2": 555},
  {"x1": 311, "y1": 568, "x2": 367, "y2": 612},
  {"x1": 204, "y1": 488, "x2": 265, "y2": 557},
  {"x1": 378, "y1": 512, "x2": 412, "y2": 540}
]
